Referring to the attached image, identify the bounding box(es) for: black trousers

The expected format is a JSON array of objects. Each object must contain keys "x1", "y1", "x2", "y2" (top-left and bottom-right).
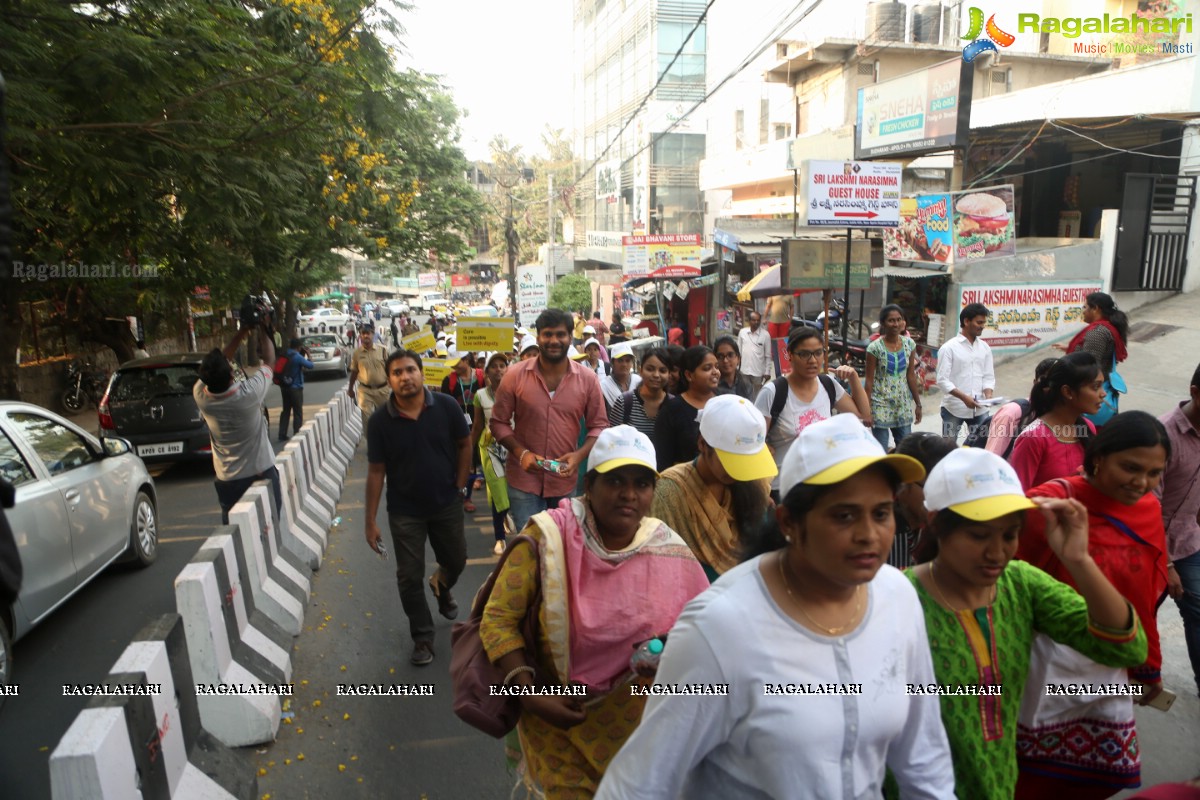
[
  {"x1": 387, "y1": 501, "x2": 467, "y2": 644},
  {"x1": 278, "y1": 385, "x2": 304, "y2": 438}
]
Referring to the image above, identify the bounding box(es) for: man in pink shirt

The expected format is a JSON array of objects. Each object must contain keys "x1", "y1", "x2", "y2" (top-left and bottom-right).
[{"x1": 490, "y1": 308, "x2": 609, "y2": 533}]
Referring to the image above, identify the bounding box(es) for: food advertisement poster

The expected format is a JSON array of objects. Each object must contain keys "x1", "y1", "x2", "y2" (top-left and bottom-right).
[
  {"x1": 957, "y1": 281, "x2": 1101, "y2": 355},
  {"x1": 883, "y1": 185, "x2": 1015, "y2": 266}
]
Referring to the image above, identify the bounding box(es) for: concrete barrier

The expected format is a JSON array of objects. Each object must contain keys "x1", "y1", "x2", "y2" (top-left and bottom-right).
[
  {"x1": 246, "y1": 479, "x2": 312, "y2": 591},
  {"x1": 339, "y1": 391, "x2": 362, "y2": 442},
  {"x1": 49, "y1": 615, "x2": 256, "y2": 799},
  {"x1": 294, "y1": 424, "x2": 341, "y2": 514},
  {"x1": 314, "y1": 407, "x2": 351, "y2": 480},
  {"x1": 275, "y1": 448, "x2": 327, "y2": 568},
  {"x1": 282, "y1": 437, "x2": 335, "y2": 529},
  {"x1": 197, "y1": 530, "x2": 298, "y2": 669},
  {"x1": 227, "y1": 487, "x2": 308, "y2": 636},
  {"x1": 323, "y1": 401, "x2": 355, "y2": 468},
  {"x1": 174, "y1": 552, "x2": 284, "y2": 746}
]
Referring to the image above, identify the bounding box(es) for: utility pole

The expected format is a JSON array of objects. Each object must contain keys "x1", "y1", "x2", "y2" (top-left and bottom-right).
[
  {"x1": 505, "y1": 192, "x2": 518, "y2": 318},
  {"x1": 546, "y1": 174, "x2": 555, "y2": 286}
]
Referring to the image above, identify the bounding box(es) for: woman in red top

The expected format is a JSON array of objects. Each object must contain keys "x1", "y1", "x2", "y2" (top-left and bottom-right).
[
  {"x1": 1015, "y1": 410, "x2": 1171, "y2": 799},
  {"x1": 1009, "y1": 353, "x2": 1104, "y2": 490},
  {"x1": 1054, "y1": 292, "x2": 1129, "y2": 380}
]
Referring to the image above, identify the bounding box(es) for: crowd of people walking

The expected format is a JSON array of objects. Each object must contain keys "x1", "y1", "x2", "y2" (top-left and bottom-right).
[{"x1": 347, "y1": 293, "x2": 1198, "y2": 799}]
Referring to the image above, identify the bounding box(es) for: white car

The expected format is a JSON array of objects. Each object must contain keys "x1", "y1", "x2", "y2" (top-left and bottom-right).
[
  {"x1": 384, "y1": 299, "x2": 409, "y2": 316},
  {"x1": 0, "y1": 401, "x2": 157, "y2": 705},
  {"x1": 297, "y1": 307, "x2": 350, "y2": 335}
]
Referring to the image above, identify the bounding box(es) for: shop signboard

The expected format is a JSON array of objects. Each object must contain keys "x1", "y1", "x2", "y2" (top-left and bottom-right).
[
  {"x1": 622, "y1": 234, "x2": 702, "y2": 279},
  {"x1": 457, "y1": 317, "x2": 516, "y2": 351},
  {"x1": 596, "y1": 160, "x2": 621, "y2": 204},
  {"x1": 450, "y1": 274, "x2": 470, "y2": 287},
  {"x1": 783, "y1": 239, "x2": 871, "y2": 291},
  {"x1": 883, "y1": 185, "x2": 1016, "y2": 266},
  {"x1": 515, "y1": 264, "x2": 548, "y2": 329},
  {"x1": 804, "y1": 160, "x2": 902, "y2": 228},
  {"x1": 855, "y1": 58, "x2": 972, "y2": 160},
  {"x1": 418, "y1": 272, "x2": 439, "y2": 288},
  {"x1": 957, "y1": 281, "x2": 1102, "y2": 356}
]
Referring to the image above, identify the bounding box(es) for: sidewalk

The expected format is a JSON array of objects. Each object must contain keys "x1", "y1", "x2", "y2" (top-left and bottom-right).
[{"x1": 915, "y1": 290, "x2": 1200, "y2": 793}]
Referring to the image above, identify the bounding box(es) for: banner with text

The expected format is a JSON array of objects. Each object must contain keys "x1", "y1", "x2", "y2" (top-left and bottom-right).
[
  {"x1": 456, "y1": 317, "x2": 516, "y2": 351},
  {"x1": 622, "y1": 234, "x2": 702, "y2": 279},
  {"x1": 516, "y1": 264, "x2": 549, "y2": 329},
  {"x1": 784, "y1": 239, "x2": 872, "y2": 291},
  {"x1": 957, "y1": 281, "x2": 1101, "y2": 355},
  {"x1": 805, "y1": 160, "x2": 902, "y2": 228},
  {"x1": 423, "y1": 358, "x2": 456, "y2": 387},
  {"x1": 401, "y1": 329, "x2": 436, "y2": 353}
]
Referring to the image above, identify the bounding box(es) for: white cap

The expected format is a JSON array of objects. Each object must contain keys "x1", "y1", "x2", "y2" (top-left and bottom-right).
[
  {"x1": 582, "y1": 337, "x2": 601, "y2": 351},
  {"x1": 436, "y1": 332, "x2": 448, "y2": 340},
  {"x1": 589, "y1": 425, "x2": 658, "y2": 475},
  {"x1": 779, "y1": 414, "x2": 924, "y2": 496},
  {"x1": 698, "y1": 395, "x2": 777, "y2": 482},
  {"x1": 610, "y1": 342, "x2": 635, "y2": 360},
  {"x1": 568, "y1": 345, "x2": 585, "y2": 360},
  {"x1": 583, "y1": 324, "x2": 596, "y2": 334},
  {"x1": 517, "y1": 326, "x2": 530, "y2": 336},
  {"x1": 923, "y1": 448, "x2": 1037, "y2": 521},
  {"x1": 519, "y1": 335, "x2": 539, "y2": 355}
]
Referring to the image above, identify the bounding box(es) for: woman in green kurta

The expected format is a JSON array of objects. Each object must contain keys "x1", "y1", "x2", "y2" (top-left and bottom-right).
[{"x1": 906, "y1": 448, "x2": 1147, "y2": 800}]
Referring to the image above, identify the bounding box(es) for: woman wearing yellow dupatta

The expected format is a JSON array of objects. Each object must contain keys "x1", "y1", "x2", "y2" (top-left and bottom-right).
[
  {"x1": 652, "y1": 394, "x2": 777, "y2": 581},
  {"x1": 472, "y1": 352, "x2": 512, "y2": 556},
  {"x1": 480, "y1": 426, "x2": 710, "y2": 798}
]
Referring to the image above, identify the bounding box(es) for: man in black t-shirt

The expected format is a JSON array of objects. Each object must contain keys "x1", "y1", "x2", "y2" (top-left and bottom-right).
[{"x1": 364, "y1": 349, "x2": 471, "y2": 666}]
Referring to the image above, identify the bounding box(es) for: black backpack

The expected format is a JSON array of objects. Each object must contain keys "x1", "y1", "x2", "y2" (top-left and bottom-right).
[
  {"x1": 767, "y1": 375, "x2": 837, "y2": 432},
  {"x1": 960, "y1": 398, "x2": 1036, "y2": 455}
]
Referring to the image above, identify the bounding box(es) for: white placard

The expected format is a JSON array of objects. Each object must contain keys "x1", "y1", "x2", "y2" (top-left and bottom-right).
[
  {"x1": 516, "y1": 265, "x2": 548, "y2": 330},
  {"x1": 805, "y1": 160, "x2": 902, "y2": 228}
]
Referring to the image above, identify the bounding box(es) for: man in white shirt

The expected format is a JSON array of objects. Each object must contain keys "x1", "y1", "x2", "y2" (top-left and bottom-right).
[
  {"x1": 936, "y1": 302, "x2": 995, "y2": 441},
  {"x1": 737, "y1": 311, "x2": 772, "y2": 388}
]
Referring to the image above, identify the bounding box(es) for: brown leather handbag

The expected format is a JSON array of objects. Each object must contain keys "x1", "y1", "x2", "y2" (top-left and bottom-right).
[{"x1": 450, "y1": 533, "x2": 542, "y2": 738}]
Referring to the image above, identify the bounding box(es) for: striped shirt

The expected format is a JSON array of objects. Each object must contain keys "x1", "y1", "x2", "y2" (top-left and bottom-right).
[{"x1": 608, "y1": 389, "x2": 669, "y2": 439}]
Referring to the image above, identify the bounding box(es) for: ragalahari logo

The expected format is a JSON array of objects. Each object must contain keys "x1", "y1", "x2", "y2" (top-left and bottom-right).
[{"x1": 961, "y1": 7, "x2": 1016, "y2": 63}]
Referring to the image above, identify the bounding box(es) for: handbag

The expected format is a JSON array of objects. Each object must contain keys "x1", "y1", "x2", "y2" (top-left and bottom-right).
[
  {"x1": 1085, "y1": 355, "x2": 1126, "y2": 427},
  {"x1": 450, "y1": 532, "x2": 542, "y2": 738}
]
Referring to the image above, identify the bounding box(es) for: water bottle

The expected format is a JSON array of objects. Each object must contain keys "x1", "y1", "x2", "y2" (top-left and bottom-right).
[{"x1": 630, "y1": 637, "x2": 665, "y2": 677}]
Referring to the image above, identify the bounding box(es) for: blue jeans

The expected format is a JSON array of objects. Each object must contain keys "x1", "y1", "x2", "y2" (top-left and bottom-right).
[
  {"x1": 507, "y1": 486, "x2": 569, "y2": 535},
  {"x1": 872, "y1": 425, "x2": 912, "y2": 451},
  {"x1": 1172, "y1": 549, "x2": 1200, "y2": 696},
  {"x1": 940, "y1": 407, "x2": 989, "y2": 443}
]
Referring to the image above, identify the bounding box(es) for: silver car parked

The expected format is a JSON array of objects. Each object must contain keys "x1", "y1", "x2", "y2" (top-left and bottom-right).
[{"x1": 0, "y1": 402, "x2": 157, "y2": 703}]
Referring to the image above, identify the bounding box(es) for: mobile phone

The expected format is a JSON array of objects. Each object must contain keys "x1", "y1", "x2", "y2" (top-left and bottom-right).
[
  {"x1": 377, "y1": 541, "x2": 388, "y2": 561},
  {"x1": 1145, "y1": 688, "x2": 1176, "y2": 712}
]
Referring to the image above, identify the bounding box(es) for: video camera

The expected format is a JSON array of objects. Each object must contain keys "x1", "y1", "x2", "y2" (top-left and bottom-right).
[{"x1": 239, "y1": 293, "x2": 275, "y2": 332}]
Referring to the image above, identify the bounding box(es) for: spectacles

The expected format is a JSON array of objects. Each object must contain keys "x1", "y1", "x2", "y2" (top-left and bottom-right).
[
  {"x1": 789, "y1": 350, "x2": 823, "y2": 361},
  {"x1": 715, "y1": 351, "x2": 738, "y2": 360}
]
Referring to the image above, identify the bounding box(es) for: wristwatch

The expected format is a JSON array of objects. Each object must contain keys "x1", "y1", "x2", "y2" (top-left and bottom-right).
[{"x1": 459, "y1": 486, "x2": 469, "y2": 498}]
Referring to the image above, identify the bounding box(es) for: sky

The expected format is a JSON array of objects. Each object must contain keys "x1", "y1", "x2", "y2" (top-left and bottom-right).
[{"x1": 391, "y1": 0, "x2": 574, "y2": 162}]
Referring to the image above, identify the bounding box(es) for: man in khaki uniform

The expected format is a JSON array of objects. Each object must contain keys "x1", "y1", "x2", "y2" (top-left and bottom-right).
[{"x1": 347, "y1": 327, "x2": 390, "y2": 430}]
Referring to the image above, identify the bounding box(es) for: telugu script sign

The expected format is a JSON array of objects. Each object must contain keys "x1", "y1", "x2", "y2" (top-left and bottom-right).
[
  {"x1": 804, "y1": 161, "x2": 902, "y2": 228},
  {"x1": 957, "y1": 282, "x2": 1101, "y2": 356}
]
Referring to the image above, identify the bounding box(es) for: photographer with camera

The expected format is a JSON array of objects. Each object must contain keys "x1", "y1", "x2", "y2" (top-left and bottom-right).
[
  {"x1": 277, "y1": 337, "x2": 315, "y2": 442},
  {"x1": 194, "y1": 297, "x2": 280, "y2": 524}
]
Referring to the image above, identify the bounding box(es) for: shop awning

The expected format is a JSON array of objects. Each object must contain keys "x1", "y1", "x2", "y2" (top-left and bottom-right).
[
  {"x1": 873, "y1": 266, "x2": 950, "y2": 279},
  {"x1": 739, "y1": 244, "x2": 781, "y2": 257}
]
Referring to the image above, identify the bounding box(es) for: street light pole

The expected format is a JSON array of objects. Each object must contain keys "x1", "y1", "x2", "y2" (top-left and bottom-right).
[{"x1": 506, "y1": 192, "x2": 518, "y2": 318}]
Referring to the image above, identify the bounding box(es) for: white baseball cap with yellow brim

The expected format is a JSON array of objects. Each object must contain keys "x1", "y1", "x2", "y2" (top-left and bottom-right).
[
  {"x1": 779, "y1": 414, "x2": 924, "y2": 495},
  {"x1": 589, "y1": 425, "x2": 658, "y2": 475},
  {"x1": 923, "y1": 448, "x2": 1036, "y2": 521},
  {"x1": 698, "y1": 395, "x2": 777, "y2": 482}
]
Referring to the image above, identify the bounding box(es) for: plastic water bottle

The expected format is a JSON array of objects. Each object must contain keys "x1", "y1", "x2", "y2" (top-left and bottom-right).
[{"x1": 630, "y1": 638, "x2": 665, "y2": 677}]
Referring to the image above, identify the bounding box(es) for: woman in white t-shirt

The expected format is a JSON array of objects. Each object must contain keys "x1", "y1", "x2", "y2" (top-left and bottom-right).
[
  {"x1": 596, "y1": 414, "x2": 956, "y2": 800},
  {"x1": 754, "y1": 326, "x2": 871, "y2": 497}
]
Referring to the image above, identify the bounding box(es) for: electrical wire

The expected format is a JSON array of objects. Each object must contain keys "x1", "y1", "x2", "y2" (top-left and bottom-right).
[
  {"x1": 1048, "y1": 119, "x2": 1178, "y2": 157},
  {"x1": 969, "y1": 133, "x2": 1185, "y2": 184}
]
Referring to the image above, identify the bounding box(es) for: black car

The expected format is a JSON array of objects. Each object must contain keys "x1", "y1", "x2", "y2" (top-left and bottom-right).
[{"x1": 98, "y1": 353, "x2": 216, "y2": 464}]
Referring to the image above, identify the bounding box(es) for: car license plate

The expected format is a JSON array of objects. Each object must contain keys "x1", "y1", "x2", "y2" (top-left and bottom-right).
[{"x1": 137, "y1": 442, "x2": 184, "y2": 457}]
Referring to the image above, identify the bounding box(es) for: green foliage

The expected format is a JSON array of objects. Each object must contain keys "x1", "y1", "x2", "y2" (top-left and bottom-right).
[
  {"x1": 549, "y1": 274, "x2": 592, "y2": 316},
  {"x1": 485, "y1": 128, "x2": 576, "y2": 265},
  {"x1": 0, "y1": 0, "x2": 483, "y2": 386}
]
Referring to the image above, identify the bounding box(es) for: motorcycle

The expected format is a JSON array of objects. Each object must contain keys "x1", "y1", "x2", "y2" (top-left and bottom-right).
[
  {"x1": 788, "y1": 314, "x2": 868, "y2": 377},
  {"x1": 792, "y1": 296, "x2": 871, "y2": 341},
  {"x1": 62, "y1": 360, "x2": 109, "y2": 413}
]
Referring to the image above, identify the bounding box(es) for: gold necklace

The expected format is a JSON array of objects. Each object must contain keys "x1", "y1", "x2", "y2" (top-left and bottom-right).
[
  {"x1": 928, "y1": 561, "x2": 996, "y2": 613},
  {"x1": 776, "y1": 552, "x2": 863, "y2": 636}
]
